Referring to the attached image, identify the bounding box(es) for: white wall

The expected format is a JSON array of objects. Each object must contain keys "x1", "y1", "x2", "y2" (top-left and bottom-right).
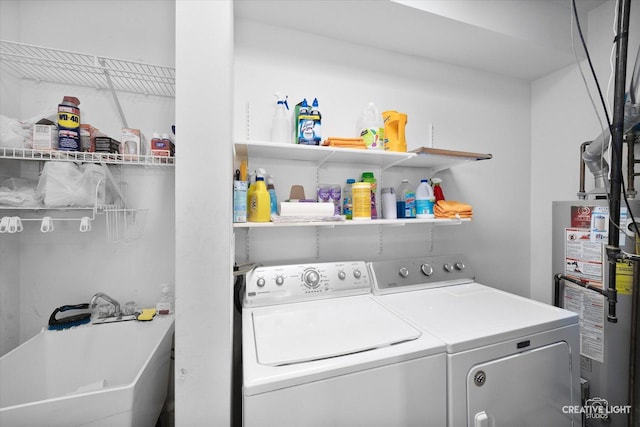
[
  {"x1": 175, "y1": 1, "x2": 233, "y2": 425},
  {"x1": 530, "y1": 0, "x2": 640, "y2": 303},
  {"x1": 0, "y1": 0, "x2": 175, "y2": 351},
  {"x1": 233, "y1": 19, "x2": 532, "y2": 296}
]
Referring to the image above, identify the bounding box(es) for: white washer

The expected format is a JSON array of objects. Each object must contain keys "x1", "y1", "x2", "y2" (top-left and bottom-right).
[
  {"x1": 369, "y1": 255, "x2": 581, "y2": 427},
  {"x1": 242, "y1": 260, "x2": 447, "y2": 427}
]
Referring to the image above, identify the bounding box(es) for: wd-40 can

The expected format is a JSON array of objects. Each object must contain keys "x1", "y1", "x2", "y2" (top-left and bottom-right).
[{"x1": 57, "y1": 96, "x2": 81, "y2": 151}]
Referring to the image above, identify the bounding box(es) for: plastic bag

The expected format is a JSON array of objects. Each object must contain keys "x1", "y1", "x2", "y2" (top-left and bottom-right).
[
  {"x1": 36, "y1": 162, "x2": 114, "y2": 207},
  {"x1": 0, "y1": 115, "x2": 31, "y2": 148},
  {"x1": 0, "y1": 177, "x2": 40, "y2": 207}
]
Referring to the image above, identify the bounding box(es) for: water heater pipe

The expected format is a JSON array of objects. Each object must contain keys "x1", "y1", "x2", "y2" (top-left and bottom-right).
[
  {"x1": 582, "y1": 43, "x2": 640, "y2": 197},
  {"x1": 605, "y1": 0, "x2": 632, "y2": 323}
]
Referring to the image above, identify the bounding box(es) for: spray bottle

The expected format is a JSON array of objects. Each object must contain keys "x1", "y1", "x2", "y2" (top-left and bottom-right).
[
  {"x1": 431, "y1": 177, "x2": 445, "y2": 201},
  {"x1": 270, "y1": 93, "x2": 290, "y2": 144},
  {"x1": 267, "y1": 174, "x2": 278, "y2": 215},
  {"x1": 310, "y1": 98, "x2": 322, "y2": 144},
  {"x1": 57, "y1": 96, "x2": 81, "y2": 151}
]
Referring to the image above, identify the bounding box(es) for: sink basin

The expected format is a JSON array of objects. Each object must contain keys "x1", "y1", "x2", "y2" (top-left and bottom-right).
[{"x1": 0, "y1": 314, "x2": 174, "y2": 427}]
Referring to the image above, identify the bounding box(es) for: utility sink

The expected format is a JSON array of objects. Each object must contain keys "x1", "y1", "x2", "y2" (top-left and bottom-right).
[{"x1": 0, "y1": 314, "x2": 174, "y2": 427}]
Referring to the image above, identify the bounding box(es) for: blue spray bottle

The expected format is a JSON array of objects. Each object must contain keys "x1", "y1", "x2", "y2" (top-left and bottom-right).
[{"x1": 267, "y1": 174, "x2": 278, "y2": 215}]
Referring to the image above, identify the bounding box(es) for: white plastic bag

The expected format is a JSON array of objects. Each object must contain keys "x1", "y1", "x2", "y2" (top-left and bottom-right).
[
  {"x1": 0, "y1": 115, "x2": 31, "y2": 148},
  {"x1": 0, "y1": 177, "x2": 40, "y2": 207},
  {"x1": 36, "y1": 162, "x2": 113, "y2": 207}
]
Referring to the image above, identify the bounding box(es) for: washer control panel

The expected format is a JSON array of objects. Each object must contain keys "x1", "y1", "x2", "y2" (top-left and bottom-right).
[
  {"x1": 244, "y1": 261, "x2": 371, "y2": 307},
  {"x1": 368, "y1": 254, "x2": 474, "y2": 294}
]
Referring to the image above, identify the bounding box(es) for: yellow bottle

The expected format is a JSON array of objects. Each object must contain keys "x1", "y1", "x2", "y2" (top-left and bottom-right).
[{"x1": 248, "y1": 177, "x2": 271, "y2": 222}]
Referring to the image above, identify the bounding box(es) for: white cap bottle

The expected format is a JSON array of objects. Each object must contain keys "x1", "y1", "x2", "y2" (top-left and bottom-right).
[{"x1": 416, "y1": 179, "x2": 435, "y2": 219}]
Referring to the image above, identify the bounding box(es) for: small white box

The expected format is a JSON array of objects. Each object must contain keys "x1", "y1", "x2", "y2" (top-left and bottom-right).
[
  {"x1": 121, "y1": 128, "x2": 145, "y2": 159},
  {"x1": 33, "y1": 123, "x2": 58, "y2": 150}
]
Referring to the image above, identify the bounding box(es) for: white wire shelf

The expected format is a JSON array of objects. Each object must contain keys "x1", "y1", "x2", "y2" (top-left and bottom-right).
[
  {"x1": 0, "y1": 147, "x2": 175, "y2": 166},
  {"x1": 0, "y1": 40, "x2": 175, "y2": 97}
]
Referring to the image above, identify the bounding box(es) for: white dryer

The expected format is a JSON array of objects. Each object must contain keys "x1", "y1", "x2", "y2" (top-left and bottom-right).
[
  {"x1": 369, "y1": 255, "x2": 581, "y2": 427},
  {"x1": 242, "y1": 260, "x2": 447, "y2": 427}
]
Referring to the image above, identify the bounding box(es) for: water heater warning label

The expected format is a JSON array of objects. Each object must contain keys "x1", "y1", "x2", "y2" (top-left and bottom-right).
[{"x1": 563, "y1": 226, "x2": 605, "y2": 363}]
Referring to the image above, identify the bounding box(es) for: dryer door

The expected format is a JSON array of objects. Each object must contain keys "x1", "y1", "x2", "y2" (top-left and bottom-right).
[{"x1": 466, "y1": 342, "x2": 574, "y2": 426}]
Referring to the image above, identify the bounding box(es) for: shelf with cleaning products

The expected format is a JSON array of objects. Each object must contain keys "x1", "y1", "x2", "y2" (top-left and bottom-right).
[
  {"x1": 233, "y1": 140, "x2": 491, "y2": 172},
  {"x1": 233, "y1": 217, "x2": 470, "y2": 229},
  {"x1": 234, "y1": 139, "x2": 489, "y2": 229}
]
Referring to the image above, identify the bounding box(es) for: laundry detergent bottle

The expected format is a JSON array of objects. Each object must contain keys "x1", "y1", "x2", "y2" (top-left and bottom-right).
[
  {"x1": 248, "y1": 176, "x2": 271, "y2": 222},
  {"x1": 357, "y1": 102, "x2": 384, "y2": 150}
]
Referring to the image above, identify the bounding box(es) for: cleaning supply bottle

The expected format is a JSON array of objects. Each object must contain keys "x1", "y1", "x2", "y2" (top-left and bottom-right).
[
  {"x1": 357, "y1": 102, "x2": 384, "y2": 150},
  {"x1": 266, "y1": 174, "x2": 278, "y2": 215},
  {"x1": 352, "y1": 182, "x2": 372, "y2": 220},
  {"x1": 382, "y1": 110, "x2": 408, "y2": 152},
  {"x1": 270, "y1": 93, "x2": 290, "y2": 143},
  {"x1": 416, "y1": 179, "x2": 435, "y2": 219},
  {"x1": 431, "y1": 177, "x2": 445, "y2": 201},
  {"x1": 310, "y1": 98, "x2": 322, "y2": 145},
  {"x1": 296, "y1": 98, "x2": 315, "y2": 144},
  {"x1": 156, "y1": 283, "x2": 174, "y2": 315},
  {"x1": 361, "y1": 172, "x2": 378, "y2": 219},
  {"x1": 248, "y1": 176, "x2": 271, "y2": 222},
  {"x1": 246, "y1": 171, "x2": 256, "y2": 213},
  {"x1": 397, "y1": 179, "x2": 416, "y2": 218},
  {"x1": 343, "y1": 178, "x2": 355, "y2": 219}
]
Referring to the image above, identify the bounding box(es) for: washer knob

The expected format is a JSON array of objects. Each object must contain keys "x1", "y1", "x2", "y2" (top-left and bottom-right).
[
  {"x1": 256, "y1": 277, "x2": 266, "y2": 287},
  {"x1": 420, "y1": 264, "x2": 434, "y2": 276},
  {"x1": 443, "y1": 263, "x2": 454, "y2": 273},
  {"x1": 399, "y1": 267, "x2": 410, "y2": 278},
  {"x1": 275, "y1": 275, "x2": 284, "y2": 286},
  {"x1": 338, "y1": 270, "x2": 347, "y2": 280},
  {"x1": 455, "y1": 262, "x2": 465, "y2": 271},
  {"x1": 303, "y1": 269, "x2": 321, "y2": 288},
  {"x1": 353, "y1": 269, "x2": 362, "y2": 279}
]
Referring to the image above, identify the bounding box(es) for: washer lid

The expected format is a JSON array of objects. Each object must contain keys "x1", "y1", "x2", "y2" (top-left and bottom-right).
[{"x1": 252, "y1": 296, "x2": 422, "y2": 366}]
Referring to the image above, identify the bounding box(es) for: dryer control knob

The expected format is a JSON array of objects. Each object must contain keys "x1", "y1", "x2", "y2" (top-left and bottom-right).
[
  {"x1": 353, "y1": 269, "x2": 362, "y2": 279},
  {"x1": 338, "y1": 270, "x2": 347, "y2": 280},
  {"x1": 443, "y1": 263, "x2": 454, "y2": 273},
  {"x1": 399, "y1": 267, "x2": 410, "y2": 278},
  {"x1": 256, "y1": 277, "x2": 266, "y2": 287},
  {"x1": 275, "y1": 275, "x2": 284, "y2": 286},
  {"x1": 420, "y1": 264, "x2": 434, "y2": 276},
  {"x1": 455, "y1": 262, "x2": 465, "y2": 271}
]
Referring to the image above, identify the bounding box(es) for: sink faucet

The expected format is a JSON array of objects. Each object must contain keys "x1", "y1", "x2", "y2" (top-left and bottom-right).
[{"x1": 89, "y1": 292, "x2": 121, "y2": 317}]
